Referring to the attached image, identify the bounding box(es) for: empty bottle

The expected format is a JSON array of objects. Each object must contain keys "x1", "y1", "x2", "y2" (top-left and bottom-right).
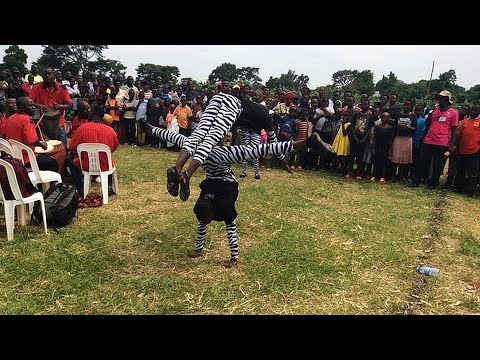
[{"x1": 416, "y1": 266, "x2": 440, "y2": 276}]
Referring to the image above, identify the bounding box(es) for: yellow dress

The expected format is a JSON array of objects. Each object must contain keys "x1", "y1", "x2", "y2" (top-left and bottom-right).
[{"x1": 332, "y1": 122, "x2": 350, "y2": 156}]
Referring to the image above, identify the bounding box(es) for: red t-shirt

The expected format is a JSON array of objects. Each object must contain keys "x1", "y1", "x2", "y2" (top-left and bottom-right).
[
  {"x1": 29, "y1": 82, "x2": 72, "y2": 128},
  {"x1": 457, "y1": 118, "x2": 480, "y2": 155},
  {"x1": 70, "y1": 116, "x2": 89, "y2": 136},
  {"x1": 69, "y1": 122, "x2": 119, "y2": 171},
  {"x1": 3, "y1": 113, "x2": 39, "y2": 163},
  {"x1": 423, "y1": 107, "x2": 459, "y2": 147}
]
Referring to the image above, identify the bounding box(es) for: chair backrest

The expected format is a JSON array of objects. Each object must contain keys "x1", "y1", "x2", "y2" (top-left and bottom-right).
[
  {"x1": 0, "y1": 138, "x2": 14, "y2": 156},
  {"x1": 0, "y1": 158, "x2": 24, "y2": 201},
  {"x1": 76, "y1": 143, "x2": 114, "y2": 174},
  {"x1": 9, "y1": 139, "x2": 42, "y2": 181}
]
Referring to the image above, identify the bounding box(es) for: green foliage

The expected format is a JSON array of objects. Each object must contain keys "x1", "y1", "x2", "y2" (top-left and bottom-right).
[
  {"x1": 208, "y1": 63, "x2": 238, "y2": 83},
  {"x1": 36, "y1": 45, "x2": 111, "y2": 77},
  {"x1": 92, "y1": 59, "x2": 126, "y2": 80},
  {"x1": 332, "y1": 69, "x2": 375, "y2": 96},
  {"x1": 1, "y1": 45, "x2": 28, "y2": 73},
  {"x1": 135, "y1": 63, "x2": 180, "y2": 84},
  {"x1": 265, "y1": 70, "x2": 309, "y2": 92},
  {"x1": 465, "y1": 85, "x2": 480, "y2": 104},
  {"x1": 207, "y1": 63, "x2": 263, "y2": 88}
]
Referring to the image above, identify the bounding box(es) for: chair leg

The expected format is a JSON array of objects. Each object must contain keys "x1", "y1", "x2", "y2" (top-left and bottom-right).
[
  {"x1": 17, "y1": 204, "x2": 26, "y2": 226},
  {"x1": 4, "y1": 203, "x2": 15, "y2": 241},
  {"x1": 39, "y1": 199, "x2": 48, "y2": 235},
  {"x1": 113, "y1": 169, "x2": 119, "y2": 195},
  {"x1": 100, "y1": 173, "x2": 109, "y2": 204},
  {"x1": 83, "y1": 174, "x2": 91, "y2": 199}
]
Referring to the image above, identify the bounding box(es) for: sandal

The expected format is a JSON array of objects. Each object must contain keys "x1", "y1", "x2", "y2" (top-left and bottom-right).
[
  {"x1": 179, "y1": 171, "x2": 190, "y2": 202},
  {"x1": 166, "y1": 166, "x2": 179, "y2": 197}
]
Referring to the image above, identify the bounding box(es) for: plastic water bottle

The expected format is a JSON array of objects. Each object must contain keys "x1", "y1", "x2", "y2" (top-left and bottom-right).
[{"x1": 416, "y1": 266, "x2": 440, "y2": 277}]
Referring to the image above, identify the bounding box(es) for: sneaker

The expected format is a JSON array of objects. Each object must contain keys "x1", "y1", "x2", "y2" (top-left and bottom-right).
[
  {"x1": 370, "y1": 176, "x2": 376, "y2": 182},
  {"x1": 254, "y1": 174, "x2": 261, "y2": 180},
  {"x1": 297, "y1": 166, "x2": 303, "y2": 171},
  {"x1": 380, "y1": 178, "x2": 386, "y2": 184},
  {"x1": 240, "y1": 173, "x2": 246, "y2": 178},
  {"x1": 290, "y1": 166, "x2": 296, "y2": 171},
  {"x1": 356, "y1": 176, "x2": 363, "y2": 180}
]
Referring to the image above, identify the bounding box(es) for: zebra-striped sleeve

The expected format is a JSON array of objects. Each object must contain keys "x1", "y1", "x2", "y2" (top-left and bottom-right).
[
  {"x1": 266, "y1": 130, "x2": 286, "y2": 161},
  {"x1": 208, "y1": 141, "x2": 294, "y2": 165},
  {"x1": 151, "y1": 127, "x2": 186, "y2": 148}
]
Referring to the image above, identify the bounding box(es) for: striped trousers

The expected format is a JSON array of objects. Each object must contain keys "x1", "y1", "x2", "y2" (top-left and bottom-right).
[
  {"x1": 182, "y1": 93, "x2": 242, "y2": 165},
  {"x1": 239, "y1": 127, "x2": 261, "y2": 176},
  {"x1": 195, "y1": 220, "x2": 239, "y2": 260}
]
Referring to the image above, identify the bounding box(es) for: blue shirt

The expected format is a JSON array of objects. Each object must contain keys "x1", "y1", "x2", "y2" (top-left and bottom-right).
[{"x1": 413, "y1": 116, "x2": 426, "y2": 149}]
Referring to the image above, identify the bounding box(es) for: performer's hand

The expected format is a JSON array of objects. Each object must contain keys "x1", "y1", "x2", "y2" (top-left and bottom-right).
[
  {"x1": 39, "y1": 141, "x2": 48, "y2": 150},
  {"x1": 281, "y1": 160, "x2": 293, "y2": 174},
  {"x1": 39, "y1": 105, "x2": 48, "y2": 113}
]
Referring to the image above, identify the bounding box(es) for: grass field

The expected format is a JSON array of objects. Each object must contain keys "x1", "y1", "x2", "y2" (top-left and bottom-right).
[{"x1": 1, "y1": 144, "x2": 479, "y2": 314}]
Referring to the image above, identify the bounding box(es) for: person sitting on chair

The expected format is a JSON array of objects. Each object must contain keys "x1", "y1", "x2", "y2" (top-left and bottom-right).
[
  {"x1": 3, "y1": 96, "x2": 58, "y2": 173},
  {"x1": 67, "y1": 103, "x2": 119, "y2": 197}
]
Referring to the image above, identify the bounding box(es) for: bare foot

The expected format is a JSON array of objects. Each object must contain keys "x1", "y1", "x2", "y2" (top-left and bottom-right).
[
  {"x1": 222, "y1": 258, "x2": 238, "y2": 268},
  {"x1": 188, "y1": 249, "x2": 203, "y2": 258}
]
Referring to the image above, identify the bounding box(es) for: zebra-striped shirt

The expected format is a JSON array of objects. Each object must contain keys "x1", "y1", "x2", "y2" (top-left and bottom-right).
[{"x1": 152, "y1": 127, "x2": 293, "y2": 182}]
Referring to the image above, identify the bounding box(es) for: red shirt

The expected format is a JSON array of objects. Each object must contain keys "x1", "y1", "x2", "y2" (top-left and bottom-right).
[
  {"x1": 457, "y1": 118, "x2": 480, "y2": 155},
  {"x1": 3, "y1": 113, "x2": 39, "y2": 163},
  {"x1": 21, "y1": 82, "x2": 34, "y2": 97},
  {"x1": 0, "y1": 114, "x2": 7, "y2": 138},
  {"x1": 29, "y1": 82, "x2": 72, "y2": 128},
  {"x1": 423, "y1": 107, "x2": 459, "y2": 147},
  {"x1": 69, "y1": 122, "x2": 119, "y2": 171},
  {"x1": 70, "y1": 116, "x2": 89, "y2": 136}
]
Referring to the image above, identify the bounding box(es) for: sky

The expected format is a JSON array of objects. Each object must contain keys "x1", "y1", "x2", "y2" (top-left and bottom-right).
[{"x1": 1, "y1": 45, "x2": 479, "y2": 90}]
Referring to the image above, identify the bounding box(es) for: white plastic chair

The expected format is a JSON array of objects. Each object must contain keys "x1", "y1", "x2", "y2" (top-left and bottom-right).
[
  {"x1": 0, "y1": 138, "x2": 14, "y2": 156},
  {"x1": 0, "y1": 159, "x2": 48, "y2": 241},
  {"x1": 9, "y1": 139, "x2": 62, "y2": 193},
  {"x1": 77, "y1": 143, "x2": 118, "y2": 204}
]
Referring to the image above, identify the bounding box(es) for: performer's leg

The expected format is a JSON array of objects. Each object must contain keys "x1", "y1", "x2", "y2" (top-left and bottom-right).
[{"x1": 223, "y1": 220, "x2": 239, "y2": 268}]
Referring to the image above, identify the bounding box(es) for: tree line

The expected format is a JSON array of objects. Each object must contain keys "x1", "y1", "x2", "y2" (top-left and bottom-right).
[{"x1": 2, "y1": 45, "x2": 479, "y2": 105}]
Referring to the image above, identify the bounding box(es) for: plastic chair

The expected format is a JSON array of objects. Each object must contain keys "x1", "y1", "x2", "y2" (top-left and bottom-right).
[
  {"x1": 0, "y1": 159, "x2": 48, "y2": 241},
  {"x1": 9, "y1": 139, "x2": 62, "y2": 193},
  {"x1": 77, "y1": 143, "x2": 118, "y2": 204},
  {"x1": 0, "y1": 138, "x2": 14, "y2": 156}
]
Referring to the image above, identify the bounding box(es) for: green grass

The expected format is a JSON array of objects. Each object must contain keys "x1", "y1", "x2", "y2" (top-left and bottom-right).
[{"x1": 1, "y1": 145, "x2": 480, "y2": 314}]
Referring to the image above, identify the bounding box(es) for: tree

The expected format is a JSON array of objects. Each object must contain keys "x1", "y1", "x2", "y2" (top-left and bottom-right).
[
  {"x1": 375, "y1": 71, "x2": 400, "y2": 96},
  {"x1": 353, "y1": 70, "x2": 375, "y2": 96},
  {"x1": 36, "y1": 45, "x2": 109, "y2": 76},
  {"x1": 1, "y1": 45, "x2": 28, "y2": 73},
  {"x1": 237, "y1": 66, "x2": 262, "y2": 88},
  {"x1": 265, "y1": 70, "x2": 309, "y2": 92},
  {"x1": 92, "y1": 59, "x2": 126, "y2": 79},
  {"x1": 135, "y1": 63, "x2": 180, "y2": 84},
  {"x1": 465, "y1": 84, "x2": 480, "y2": 104},
  {"x1": 208, "y1": 63, "x2": 238, "y2": 83},
  {"x1": 332, "y1": 70, "x2": 357, "y2": 89}
]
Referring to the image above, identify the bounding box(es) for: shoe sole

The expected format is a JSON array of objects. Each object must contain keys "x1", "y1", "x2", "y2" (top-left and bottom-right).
[
  {"x1": 179, "y1": 171, "x2": 190, "y2": 201},
  {"x1": 166, "y1": 167, "x2": 179, "y2": 197}
]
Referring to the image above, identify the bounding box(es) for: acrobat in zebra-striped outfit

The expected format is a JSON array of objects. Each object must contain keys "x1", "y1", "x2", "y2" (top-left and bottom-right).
[
  {"x1": 146, "y1": 123, "x2": 304, "y2": 268},
  {"x1": 166, "y1": 84, "x2": 292, "y2": 202}
]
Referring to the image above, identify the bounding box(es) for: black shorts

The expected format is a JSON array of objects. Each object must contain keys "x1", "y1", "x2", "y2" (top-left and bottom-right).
[{"x1": 194, "y1": 179, "x2": 239, "y2": 224}]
